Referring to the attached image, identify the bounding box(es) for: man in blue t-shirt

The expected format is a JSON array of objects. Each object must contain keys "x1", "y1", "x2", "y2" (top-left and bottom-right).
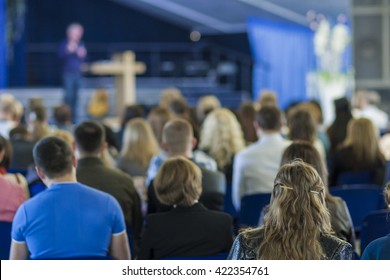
[{"x1": 10, "y1": 137, "x2": 130, "y2": 260}]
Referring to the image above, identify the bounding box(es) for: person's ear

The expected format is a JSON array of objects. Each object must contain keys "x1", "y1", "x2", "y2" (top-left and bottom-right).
[
  {"x1": 161, "y1": 142, "x2": 169, "y2": 152},
  {"x1": 102, "y1": 142, "x2": 108, "y2": 152},
  {"x1": 191, "y1": 138, "x2": 197, "y2": 149},
  {"x1": 72, "y1": 154, "x2": 78, "y2": 169},
  {"x1": 35, "y1": 166, "x2": 46, "y2": 181}
]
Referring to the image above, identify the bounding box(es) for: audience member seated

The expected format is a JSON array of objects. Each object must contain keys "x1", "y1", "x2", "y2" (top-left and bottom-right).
[
  {"x1": 9, "y1": 137, "x2": 130, "y2": 260},
  {"x1": 117, "y1": 105, "x2": 145, "y2": 149},
  {"x1": 279, "y1": 141, "x2": 355, "y2": 247},
  {"x1": 237, "y1": 102, "x2": 258, "y2": 144},
  {"x1": 117, "y1": 118, "x2": 159, "y2": 177},
  {"x1": 199, "y1": 108, "x2": 245, "y2": 184},
  {"x1": 0, "y1": 94, "x2": 18, "y2": 138},
  {"x1": 146, "y1": 112, "x2": 217, "y2": 186},
  {"x1": 287, "y1": 108, "x2": 325, "y2": 159},
  {"x1": 353, "y1": 90, "x2": 389, "y2": 131},
  {"x1": 138, "y1": 157, "x2": 233, "y2": 260},
  {"x1": 228, "y1": 160, "x2": 353, "y2": 260},
  {"x1": 8, "y1": 126, "x2": 35, "y2": 170},
  {"x1": 116, "y1": 118, "x2": 159, "y2": 213},
  {"x1": 254, "y1": 89, "x2": 278, "y2": 111},
  {"x1": 329, "y1": 118, "x2": 386, "y2": 186},
  {"x1": 159, "y1": 87, "x2": 183, "y2": 110},
  {"x1": 232, "y1": 106, "x2": 290, "y2": 212},
  {"x1": 147, "y1": 119, "x2": 226, "y2": 213},
  {"x1": 27, "y1": 105, "x2": 51, "y2": 142},
  {"x1": 196, "y1": 95, "x2": 221, "y2": 124},
  {"x1": 0, "y1": 135, "x2": 29, "y2": 198},
  {"x1": 51, "y1": 104, "x2": 73, "y2": 132},
  {"x1": 327, "y1": 97, "x2": 354, "y2": 156},
  {"x1": 361, "y1": 183, "x2": 390, "y2": 260},
  {"x1": 74, "y1": 121, "x2": 142, "y2": 254},
  {"x1": 0, "y1": 139, "x2": 26, "y2": 222}
]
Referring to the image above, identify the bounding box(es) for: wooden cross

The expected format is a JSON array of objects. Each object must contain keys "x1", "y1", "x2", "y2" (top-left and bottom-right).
[{"x1": 88, "y1": 51, "x2": 146, "y2": 115}]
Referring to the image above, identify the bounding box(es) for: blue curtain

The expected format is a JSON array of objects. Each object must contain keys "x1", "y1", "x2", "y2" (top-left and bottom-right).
[
  {"x1": 0, "y1": 0, "x2": 6, "y2": 88},
  {"x1": 247, "y1": 18, "x2": 316, "y2": 109}
]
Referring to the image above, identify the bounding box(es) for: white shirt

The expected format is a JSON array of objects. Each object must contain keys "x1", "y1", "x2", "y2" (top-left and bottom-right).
[
  {"x1": 232, "y1": 133, "x2": 291, "y2": 211},
  {"x1": 353, "y1": 105, "x2": 389, "y2": 131}
]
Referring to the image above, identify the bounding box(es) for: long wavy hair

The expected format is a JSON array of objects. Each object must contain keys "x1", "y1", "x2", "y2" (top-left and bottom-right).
[
  {"x1": 341, "y1": 118, "x2": 385, "y2": 168},
  {"x1": 120, "y1": 118, "x2": 159, "y2": 169},
  {"x1": 243, "y1": 160, "x2": 332, "y2": 260},
  {"x1": 199, "y1": 108, "x2": 245, "y2": 170}
]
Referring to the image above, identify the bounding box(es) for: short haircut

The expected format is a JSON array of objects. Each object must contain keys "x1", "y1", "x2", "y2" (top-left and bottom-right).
[
  {"x1": 0, "y1": 136, "x2": 12, "y2": 168},
  {"x1": 162, "y1": 119, "x2": 193, "y2": 154},
  {"x1": 256, "y1": 105, "x2": 282, "y2": 130},
  {"x1": 74, "y1": 121, "x2": 105, "y2": 154},
  {"x1": 154, "y1": 157, "x2": 202, "y2": 207},
  {"x1": 33, "y1": 137, "x2": 73, "y2": 179},
  {"x1": 53, "y1": 104, "x2": 72, "y2": 124}
]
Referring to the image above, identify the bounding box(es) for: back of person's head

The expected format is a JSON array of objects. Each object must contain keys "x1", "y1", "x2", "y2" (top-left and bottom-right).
[
  {"x1": 51, "y1": 130, "x2": 74, "y2": 147},
  {"x1": 121, "y1": 105, "x2": 144, "y2": 129},
  {"x1": 196, "y1": 95, "x2": 221, "y2": 123},
  {"x1": 74, "y1": 121, "x2": 105, "y2": 155},
  {"x1": 343, "y1": 118, "x2": 384, "y2": 165},
  {"x1": 169, "y1": 98, "x2": 188, "y2": 116},
  {"x1": 33, "y1": 136, "x2": 74, "y2": 179},
  {"x1": 288, "y1": 109, "x2": 316, "y2": 143},
  {"x1": 154, "y1": 156, "x2": 202, "y2": 207},
  {"x1": 13, "y1": 100, "x2": 24, "y2": 123},
  {"x1": 121, "y1": 118, "x2": 159, "y2": 167},
  {"x1": 0, "y1": 94, "x2": 16, "y2": 120},
  {"x1": 256, "y1": 105, "x2": 282, "y2": 131},
  {"x1": 199, "y1": 108, "x2": 245, "y2": 169},
  {"x1": 255, "y1": 160, "x2": 331, "y2": 260},
  {"x1": 29, "y1": 106, "x2": 47, "y2": 123},
  {"x1": 147, "y1": 107, "x2": 172, "y2": 145},
  {"x1": 334, "y1": 97, "x2": 352, "y2": 115},
  {"x1": 159, "y1": 87, "x2": 183, "y2": 109},
  {"x1": 0, "y1": 135, "x2": 12, "y2": 168},
  {"x1": 162, "y1": 119, "x2": 193, "y2": 155},
  {"x1": 53, "y1": 104, "x2": 72, "y2": 125},
  {"x1": 9, "y1": 125, "x2": 29, "y2": 141},
  {"x1": 257, "y1": 90, "x2": 278, "y2": 108},
  {"x1": 237, "y1": 102, "x2": 258, "y2": 143}
]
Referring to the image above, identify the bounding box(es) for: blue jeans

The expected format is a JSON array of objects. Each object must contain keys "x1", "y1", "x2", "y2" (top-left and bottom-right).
[{"x1": 63, "y1": 72, "x2": 81, "y2": 123}]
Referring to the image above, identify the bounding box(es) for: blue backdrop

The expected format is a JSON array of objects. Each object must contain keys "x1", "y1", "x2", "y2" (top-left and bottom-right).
[
  {"x1": 247, "y1": 18, "x2": 316, "y2": 109},
  {"x1": 0, "y1": 0, "x2": 6, "y2": 88}
]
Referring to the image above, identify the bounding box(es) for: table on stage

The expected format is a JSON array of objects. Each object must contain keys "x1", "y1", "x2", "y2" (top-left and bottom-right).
[{"x1": 85, "y1": 51, "x2": 146, "y2": 115}]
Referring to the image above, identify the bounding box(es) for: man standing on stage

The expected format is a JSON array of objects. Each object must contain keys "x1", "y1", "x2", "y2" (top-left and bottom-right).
[{"x1": 58, "y1": 23, "x2": 87, "y2": 123}]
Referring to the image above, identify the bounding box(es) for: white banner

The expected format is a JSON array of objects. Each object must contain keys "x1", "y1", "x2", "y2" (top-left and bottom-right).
[{"x1": 1, "y1": 260, "x2": 389, "y2": 280}]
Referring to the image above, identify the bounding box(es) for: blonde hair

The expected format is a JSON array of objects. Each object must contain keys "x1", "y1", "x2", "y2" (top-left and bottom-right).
[
  {"x1": 159, "y1": 87, "x2": 183, "y2": 109},
  {"x1": 154, "y1": 156, "x2": 202, "y2": 207},
  {"x1": 342, "y1": 118, "x2": 385, "y2": 166},
  {"x1": 51, "y1": 130, "x2": 74, "y2": 146},
  {"x1": 196, "y1": 95, "x2": 221, "y2": 122},
  {"x1": 243, "y1": 160, "x2": 332, "y2": 260},
  {"x1": 199, "y1": 108, "x2": 245, "y2": 169},
  {"x1": 120, "y1": 118, "x2": 159, "y2": 168},
  {"x1": 255, "y1": 89, "x2": 278, "y2": 110}
]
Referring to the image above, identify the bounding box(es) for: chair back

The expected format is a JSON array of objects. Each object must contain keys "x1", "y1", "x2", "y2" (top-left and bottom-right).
[
  {"x1": 331, "y1": 185, "x2": 385, "y2": 232},
  {"x1": 360, "y1": 210, "x2": 390, "y2": 253},
  {"x1": 223, "y1": 183, "x2": 237, "y2": 217},
  {"x1": 239, "y1": 193, "x2": 271, "y2": 228},
  {"x1": 0, "y1": 222, "x2": 12, "y2": 260}
]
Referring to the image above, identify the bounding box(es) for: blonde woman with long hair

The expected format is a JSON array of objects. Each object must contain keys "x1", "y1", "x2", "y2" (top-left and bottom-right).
[
  {"x1": 330, "y1": 118, "x2": 386, "y2": 186},
  {"x1": 199, "y1": 108, "x2": 245, "y2": 182},
  {"x1": 117, "y1": 118, "x2": 159, "y2": 177},
  {"x1": 228, "y1": 160, "x2": 353, "y2": 260}
]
